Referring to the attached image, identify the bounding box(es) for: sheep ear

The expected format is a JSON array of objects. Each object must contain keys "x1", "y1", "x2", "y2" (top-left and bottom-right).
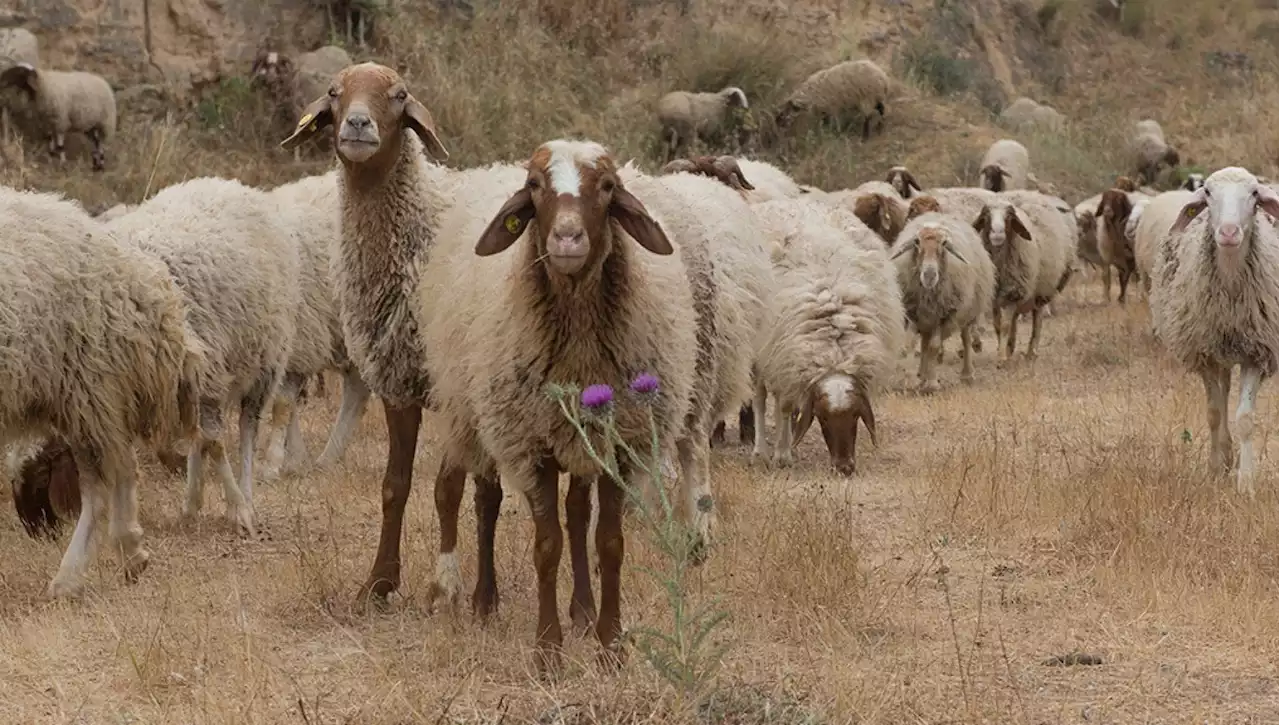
[
  {"x1": 905, "y1": 172, "x2": 922, "y2": 193},
  {"x1": 1000, "y1": 168, "x2": 1012, "y2": 178},
  {"x1": 1169, "y1": 188, "x2": 1208, "y2": 233},
  {"x1": 475, "y1": 187, "x2": 535, "y2": 256},
  {"x1": 972, "y1": 206, "x2": 991, "y2": 235},
  {"x1": 1093, "y1": 199, "x2": 1106, "y2": 218},
  {"x1": 0, "y1": 63, "x2": 35, "y2": 92},
  {"x1": 791, "y1": 394, "x2": 816, "y2": 447},
  {"x1": 857, "y1": 394, "x2": 878, "y2": 447},
  {"x1": 610, "y1": 187, "x2": 673, "y2": 255},
  {"x1": 889, "y1": 238, "x2": 916, "y2": 260},
  {"x1": 1254, "y1": 184, "x2": 1279, "y2": 221},
  {"x1": 404, "y1": 96, "x2": 449, "y2": 162},
  {"x1": 943, "y1": 240, "x2": 968, "y2": 264},
  {"x1": 280, "y1": 96, "x2": 333, "y2": 150},
  {"x1": 1008, "y1": 209, "x2": 1032, "y2": 240}
]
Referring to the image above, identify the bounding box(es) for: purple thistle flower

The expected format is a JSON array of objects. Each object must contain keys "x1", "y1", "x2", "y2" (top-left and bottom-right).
[
  {"x1": 630, "y1": 372, "x2": 660, "y2": 395},
  {"x1": 581, "y1": 384, "x2": 614, "y2": 409}
]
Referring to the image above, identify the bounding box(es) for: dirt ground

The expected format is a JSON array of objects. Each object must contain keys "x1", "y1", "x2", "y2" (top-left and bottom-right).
[{"x1": 0, "y1": 271, "x2": 1274, "y2": 725}]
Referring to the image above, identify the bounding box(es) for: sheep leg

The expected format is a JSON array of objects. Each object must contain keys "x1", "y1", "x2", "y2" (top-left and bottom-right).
[
  {"x1": 526, "y1": 459, "x2": 565, "y2": 677},
  {"x1": 1004, "y1": 307, "x2": 1019, "y2": 361},
  {"x1": 88, "y1": 127, "x2": 106, "y2": 172},
  {"x1": 918, "y1": 328, "x2": 939, "y2": 393},
  {"x1": 751, "y1": 377, "x2": 770, "y2": 459},
  {"x1": 316, "y1": 369, "x2": 371, "y2": 468},
  {"x1": 105, "y1": 445, "x2": 149, "y2": 583},
  {"x1": 1200, "y1": 366, "x2": 1233, "y2": 476},
  {"x1": 47, "y1": 453, "x2": 108, "y2": 599},
  {"x1": 471, "y1": 472, "x2": 502, "y2": 620},
  {"x1": 1026, "y1": 306, "x2": 1043, "y2": 360},
  {"x1": 51, "y1": 132, "x2": 67, "y2": 163},
  {"x1": 959, "y1": 324, "x2": 975, "y2": 384},
  {"x1": 208, "y1": 438, "x2": 254, "y2": 535},
  {"x1": 677, "y1": 420, "x2": 717, "y2": 561},
  {"x1": 772, "y1": 402, "x2": 795, "y2": 468},
  {"x1": 710, "y1": 420, "x2": 726, "y2": 447},
  {"x1": 566, "y1": 474, "x2": 598, "y2": 635},
  {"x1": 1117, "y1": 266, "x2": 1131, "y2": 304},
  {"x1": 991, "y1": 304, "x2": 1004, "y2": 355},
  {"x1": 427, "y1": 459, "x2": 466, "y2": 612},
  {"x1": 1234, "y1": 366, "x2": 1262, "y2": 496},
  {"x1": 357, "y1": 404, "x2": 423, "y2": 605},
  {"x1": 262, "y1": 372, "x2": 305, "y2": 481},
  {"x1": 236, "y1": 375, "x2": 274, "y2": 517},
  {"x1": 1101, "y1": 265, "x2": 1112, "y2": 303},
  {"x1": 595, "y1": 467, "x2": 626, "y2": 669},
  {"x1": 738, "y1": 403, "x2": 755, "y2": 446}
]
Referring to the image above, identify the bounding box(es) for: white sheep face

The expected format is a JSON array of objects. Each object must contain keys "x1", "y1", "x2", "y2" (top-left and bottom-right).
[{"x1": 1176, "y1": 168, "x2": 1280, "y2": 249}]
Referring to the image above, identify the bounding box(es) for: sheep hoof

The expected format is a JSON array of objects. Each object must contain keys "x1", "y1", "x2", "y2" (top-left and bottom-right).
[
  {"x1": 959, "y1": 371, "x2": 975, "y2": 385},
  {"x1": 1235, "y1": 468, "x2": 1257, "y2": 497},
  {"x1": 773, "y1": 452, "x2": 794, "y2": 468},
  {"x1": 227, "y1": 504, "x2": 256, "y2": 538},
  {"x1": 46, "y1": 575, "x2": 86, "y2": 600},
  {"x1": 123, "y1": 550, "x2": 151, "y2": 584},
  {"x1": 259, "y1": 465, "x2": 281, "y2": 483},
  {"x1": 971, "y1": 338, "x2": 983, "y2": 353},
  {"x1": 534, "y1": 645, "x2": 565, "y2": 681},
  {"x1": 570, "y1": 602, "x2": 597, "y2": 636},
  {"x1": 471, "y1": 586, "x2": 500, "y2": 623},
  {"x1": 919, "y1": 379, "x2": 940, "y2": 395},
  {"x1": 426, "y1": 581, "x2": 461, "y2": 615},
  {"x1": 596, "y1": 641, "x2": 627, "y2": 671}
]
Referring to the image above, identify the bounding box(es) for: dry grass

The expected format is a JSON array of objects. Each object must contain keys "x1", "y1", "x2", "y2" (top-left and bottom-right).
[{"x1": 0, "y1": 0, "x2": 1277, "y2": 722}]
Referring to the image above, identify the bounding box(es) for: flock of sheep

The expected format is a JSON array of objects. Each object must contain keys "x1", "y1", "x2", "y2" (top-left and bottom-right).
[{"x1": 0, "y1": 54, "x2": 1276, "y2": 677}]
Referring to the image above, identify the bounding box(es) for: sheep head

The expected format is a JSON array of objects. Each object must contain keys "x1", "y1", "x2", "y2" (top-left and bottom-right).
[
  {"x1": 1180, "y1": 172, "x2": 1205, "y2": 191},
  {"x1": 719, "y1": 86, "x2": 749, "y2": 109},
  {"x1": 973, "y1": 202, "x2": 1031, "y2": 251},
  {"x1": 660, "y1": 154, "x2": 755, "y2": 192},
  {"x1": 890, "y1": 222, "x2": 969, "y2": 291},
  {"x1": 251, "y1": 50, "x2": 293, "y2": 87},
  {"x1": 793, "y1": 374, "x2": 877, "y2": 477},
  {"x1": 1113, "y1": 175, "x2": 1138, "y2": 192},
  {"x1": 476, "y1": 139, "x2": 672, "y2": 277},
  {"x1": 979, "y1": 164, "x2": 1011, "y2": 192},
  {"x1": 886, "y1": 166, "x2": 922, "y2": 198},
  {"x1": 280, "y1": 62, "x2": 448, "y2": 166},
  {"x1": 773, "y1": 99, "x2": 806, "y2": 129},
  {"x1": 852, "y1": 192, "x2": 905, "y2": 244},
  {"x1": 0, "y1": 62, "x2": 38, "y2": 101},
  {"x1": 906, "y1": 195, "x2": 941, "y2": 220},
  {"x1": 9, "y1": 437, "x2": 80, "y2": 540},
  {"x1": 1170, "y1": 167, "x2": 1279, "y2": 250}
]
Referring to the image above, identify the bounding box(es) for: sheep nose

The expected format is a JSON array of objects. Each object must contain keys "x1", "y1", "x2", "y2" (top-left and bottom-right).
[
  {"x1": 921, "y1": 266, "x2": 939, "y2": 288},
  {"x1": 1218, "y1": 223, "x2": 1242, "y2": 246},
  {"x1": 346, "y1": 114, "x2": 372, "y2": 131}
]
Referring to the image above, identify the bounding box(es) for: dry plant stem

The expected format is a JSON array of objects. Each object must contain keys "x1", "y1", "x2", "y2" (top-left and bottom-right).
[{"x1": 358, "y1": 403, "x2": 421, "y2": 603}]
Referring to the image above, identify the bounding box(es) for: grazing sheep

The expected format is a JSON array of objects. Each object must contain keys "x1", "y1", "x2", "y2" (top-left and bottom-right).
[
  {"x1": 886, "y1": 165, "x2": 923, "y2": 199},
  {"x1": 1149, "y1": 167, "x2": 1278, "y2": 494},
  {"x1": 278, "y1": 62, "x2": 514, "y2": 615},
  {"x1": 978, "y1": 139, "x2": 1031, "y2": 192},
  {"x1": 1093, "y1": 188, "x2": 1143, "y2": 303},
  {"x1": 1130, "y1": 118, "x2": 1180, "y2": 186},
  {"x1": 998, "y1": 96, "x2": 1065, "y2": 134},
  {"x1": 0, "y1": 62, "x2": 116, "y2": 170},
  {"x1": 0, "y1": 187, "x2": 203, "y2": 597},
  {"x1": 656, "y1": 86, "x2": 750, "y2": 161},
  {"x1": 972, "y1": 195, "x2": 1074, "y2": 360},
  {"x1": 419, "y1": 139, "x2": 708, "y2": 673},
  {"x1": 261, "y1": 171, "x2": 373, "y2": 478},
  {"x1": 775, "y1": 59, "x2": 891, "y2": 140},
  {"x1": 1133, "y1": 189, "x2": 1196, "y2": 298},
  {"x1": 253, "y1": 45, "x2": 354, "y2": 162},
  {"x1": 750, "y1": 208, "x2": 904, "y2": 473},
  {"x1": 0, "y1": 28, "x2": 38, "y2": 143},
  {"x1": 890, "y1": 212, "x2": 996, "y2": 392}
]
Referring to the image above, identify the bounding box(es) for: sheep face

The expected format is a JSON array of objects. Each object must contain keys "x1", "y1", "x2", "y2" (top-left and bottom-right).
[
  {"x1": 794, "y1": 374, "x2": 877, "y2": 477},
  {"x1": 475, "y1": 140, "x2": 673, "y2": 277},
  {"x1": 1113, "y1": 175, "x2": 1138, "y2": 193},
  {"x1": 973, "y1": 202, "x2": 1030, "y2": 251},
  {"x1": 886, "y1": 166, "x2": 922, "y2": 198},
  {"x1": 1181, "y1": 173, "x2": 1205, "y2": 191},
  {"x1": 251, "y1": 50, "x2": 292, "y2": 88},
  {"x1": 891, "y1": 224, "x2": 969, "y2": 291},
  {"x1": 773, "y1": 100, "x2": 805, "y2": 129},
  {"x1": 906, "y1": 195, "x2": 941, "y2": 220},
  {"x1": 0, "y1": 62, "x2": 38, "y2": 102},
  {"x1": 978, "y1": 164, "x2": 1011, "y2": 192},
  {"x1": 1170, "y1": 167, "x2": 1280, "y2": 250},
  {"x1": 279, "y1": 62, "x2": 449, "y2": 166}
]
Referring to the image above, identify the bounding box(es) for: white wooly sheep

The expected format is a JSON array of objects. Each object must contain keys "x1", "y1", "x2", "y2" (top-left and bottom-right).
[
  {"x1": 1150, "y1": 167, "x2": 1278, "y2": 494},
  {"x1": 656, "y1": 86, "x2": 749, "y2": 161},
  {"x1": 260, "y1": 171, "x2": 373, "y2": 478},
  {"x1": 889, "y1": 212, "x2": 996, "y2": 392},
  {"x1": 278, "y1": 62, "x2": 510, "y2": 609},
  {"x1": 998, "y1": 96, "x2": 1065, "y2": 134},
  {"x1": 0, "y1": 187, "x2": 204, "y2": 597},
  {"x1": 749, "y1": 207, "x2": 904, "y2": 474},
  {"x1": 0, "y1": 28, "x2": 38, "y2": 141},
  {"x1": 735, "y1": 157, "x2": 808, "y2": 203},
  {"x1": 1133, "y1": 189, "x2": 1196, "y2": 299},
  {"x1": 886, "y1": 165, "x2": 923, "y2": 199},
  {"x1": 971, "y1": 194, "x2": 1074, "y2": 360},
  {"x1": 0, "y1": 62, "x2": 116, "y2": 170},
  {"x1": 1129, "y1": 118, "x2": 1180, "y2": 186},
  {"x1": 104, "y1": 177, "x2": 303, "y2": 535},
  {"x1": 978, "y1": 139, "x2": 1031, "y2": 192},
  {"x1": 418, "y1": 138, "x2": 771, "y2": 667},
  {"x1": 776, "y1": 59, "x2": 891, "y2": 140}
]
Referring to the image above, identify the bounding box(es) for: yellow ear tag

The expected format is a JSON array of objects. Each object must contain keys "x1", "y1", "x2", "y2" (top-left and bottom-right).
[
  {"x1": 504, "y1": 214, "x2": 522, "y2": 234},
  {"x1": 297, "y1": 113, "x2": 313, "y2": 130}
]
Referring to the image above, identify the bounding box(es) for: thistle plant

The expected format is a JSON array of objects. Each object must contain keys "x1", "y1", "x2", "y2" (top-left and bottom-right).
[{"x1": 547, "y1": 373, "x2": 730, "y2": 708}]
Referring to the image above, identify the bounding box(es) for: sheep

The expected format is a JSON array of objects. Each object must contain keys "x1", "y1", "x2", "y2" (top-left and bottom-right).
[
  {"x1": 998, "y1": 96, "x2": 1065, "y2": 134},
  {"x1": 0, "y1": 63, "x2": 116, "y2": 171},
  {"x1": 978, "y1": 139, "x2": 1031, "y2": 192},
  {"x1": 1181, "y1": 172, "x2": 1205, "y2": 191},
  {"x1": 749, "y1": 207, "x2": 904, "y2": 473},
  {"x1": 775, "y1": 59, "x2": 891, "y2": 140},
  {"x1": 889, "y1": 212, "x2": 996, "y2": 392},
  {"x1": 655, "y1": 86, "x2": 750, "y2": 162},
  {"x1": 886, "y1": 165, "x2": 923, "y2": 199},
  {"x1": 278, "y1": 62, "x2": 517, "y2": 614},
  {"x1": 1133, "y1": 189, "x2": 1196, "y2": 298},
  {"x1": 736, "y1": 157, "x2": 808, "y2": 203},
  {"x1": 661, "y1": 154, "x2": 754, "y2": 192},
  {"x1": 907, "y1": 194, "x2": 942, "y2": 220},
  {"x1": 417, "y1": 138, "x2": 771, "y2": 673},
  {"x1": 1092, "y1": 187, "x2": 1144, "y2": 303},
  {"x1": 253, "y1": 45, "x2": 354, "y2": 162},
  {"x1": 844, "y1": 180, "x2": 909, "y2": 243},
  {"x1": 0, "y1": 28, "x2": 38, "y2": 143},
  {"x1": 0, "y1": 186, "x2": 203, "y2": 597},
  {"x1": 1149, "y1": 167, "x2": 1278, "y2": 495},
  {"x1": 972, "y1": 194, "x2": 1074, "y2": 360},
  {"x1": 261, "y1": 170, "x2": 373, "y2": 478},
  {"x1": 1130, "y1": 118, "x2": 1180, "y2": 186}
]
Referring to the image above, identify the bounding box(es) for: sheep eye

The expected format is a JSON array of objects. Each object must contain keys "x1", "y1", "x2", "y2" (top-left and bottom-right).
[
  {"x1": 526, "y1": 177, "x2": 541, "y2": 190},
  {"x1": 394, "y1": 89, "x2": 408, "y2": 102},
  {"x1": 327, "y1": 87, "x2": 338, "y2": 98},
  {"x1": 601, "y1": 179, "x2": 616, "y2": 194}
]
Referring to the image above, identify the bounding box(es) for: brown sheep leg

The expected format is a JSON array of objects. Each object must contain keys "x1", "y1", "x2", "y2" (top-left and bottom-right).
[
  {"x1": 88, "y1": 127, "x2": 106, "y2": 171},
  {"x1": 1101, "y1": 265, "x2": 1112, "y2": 303},
  {"x1": 991, "y1": 303, "x2": 1004, "y2": 354},
  {"x1": 1117, "y1": 267, "x2": 1132, "y2": 303},
  {"x1": 738, "y1": 404, "x2": 755, "y2": 445},
  {"x1": 529, "y1": 458, "x2": 565, "y2": 676},
  {"x1": 710, "y1": 420, "x2": 726, "y2": 447},
  {"x1": 566, "y1": 474, "x2": 598, "y2": 635},
  {"x1": 1026, "y1": 306, "x2": 1044, "y2": 360},
  {"x1": 357, "y1": 403, "x2": 422, "y2": 605},
  {"x1": 427, "y1": 459, "x2": 465, "y2": 611},
  {"x1": 959, "y1": 324, "x2": 976, "y2": 383},
  {"x1": 472, "y1": 472, "x2": 502, "y2": 620},
  {"x1": 595, "y1": 468, "x2": 626, "y2": 669}
]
